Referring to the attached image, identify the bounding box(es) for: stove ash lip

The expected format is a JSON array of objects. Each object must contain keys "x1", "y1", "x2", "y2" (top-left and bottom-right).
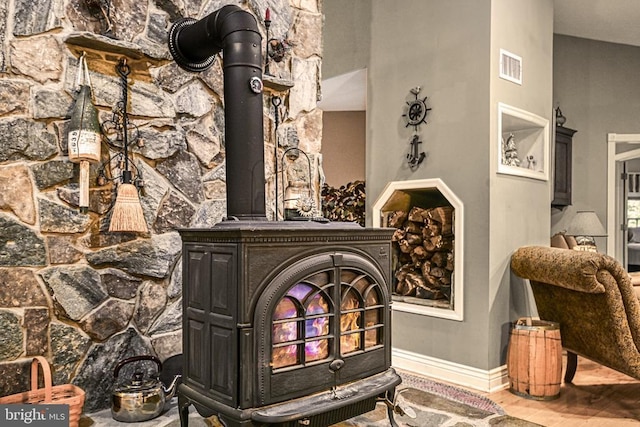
[{"x1": 177, "y1": 368, "x2": 401, "y2": 425}]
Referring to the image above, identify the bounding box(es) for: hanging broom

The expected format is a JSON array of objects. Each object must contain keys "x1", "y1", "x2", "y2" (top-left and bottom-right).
[
  {"x1": 108, "y1": 58, "x2": 147, "y2": 233},
  {"x1": 109, "y1": 172, "x2": 147, "y2": 232}
]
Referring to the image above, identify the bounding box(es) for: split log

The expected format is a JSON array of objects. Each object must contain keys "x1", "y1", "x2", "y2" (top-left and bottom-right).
[
  {"x1": 388, "y1": 211, "x2": 408, "y2": 228},
  {"x1": 404, "y1": 221, "x2": 423, "y2": 234},
  {"x1": 423, "y1": 222, "x2": 441, "y2": 238},
  {"x1": 405, "y1": 271, "x2": 426, "y2": 291},
  {"x1": 416, "y1": 286, "x2": 445, "y2": 300},
  {"x1": 412, "y1": 246, "x2": 429, "y2": 260},
  {"x1": 395, "y1": 264, "x2": 413, "y2": 282},
  {"x1": 429, "y1": 206, "x2": 453, "y2": 235},
  {"x1": 398, "y1": 239, "x2": 415, "y2": 254},
  {"x1": 446, "y1": 253, "x2": 454, "y2": 271},
  {"x1": 430, "y1": 267, "x2": 447, "y2": 279},
  {"x1": 408, "y1": 206, "x2": 430, "y2": 223},
  {"x1": 405, "y1": 232, "x2": 422, "y2": 245},
  {"x1": 391, "y1": 203, "x2": 455, "y2": 302},
  {"x1": 431, "y1": 252, "x2": 447, "y2": 268},
  {"x1": 392, "y1": 229, "x2": 406, "y2": 242},
  {"x1": 423, "y1": 235, "x2": 453, "y2": 252},
  {"x1": 396, "y1": 279, "x2": 415, "y2": 296}
]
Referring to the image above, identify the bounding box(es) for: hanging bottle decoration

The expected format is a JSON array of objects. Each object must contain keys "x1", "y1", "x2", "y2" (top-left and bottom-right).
[{"x1": 68, "y1": 52, "x2": 102, "y2": 213}]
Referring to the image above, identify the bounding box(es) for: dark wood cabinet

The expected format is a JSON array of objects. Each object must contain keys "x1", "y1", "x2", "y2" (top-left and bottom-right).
[{"x1": 551, "y1": 125, "x2": 577, "y2": 207}]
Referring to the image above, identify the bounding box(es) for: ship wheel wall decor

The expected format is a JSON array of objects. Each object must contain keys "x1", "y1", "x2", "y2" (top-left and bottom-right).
[
  {"x1": 403, "y1": 86, "x2": 431, "y2": 132},
  {"x1": 402, "y1": 87, "x2": 431, "y2": 170}
]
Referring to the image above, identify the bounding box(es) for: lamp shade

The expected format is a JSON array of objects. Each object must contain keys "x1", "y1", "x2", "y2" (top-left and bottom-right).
[{"x1": 566, "y1": 211, "x2": 607, "y2": 237}]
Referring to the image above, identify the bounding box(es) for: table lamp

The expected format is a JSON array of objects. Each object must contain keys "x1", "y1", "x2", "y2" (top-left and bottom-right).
[{"x1": 566, "y1": 210, "x2": 607, "y2": 251}]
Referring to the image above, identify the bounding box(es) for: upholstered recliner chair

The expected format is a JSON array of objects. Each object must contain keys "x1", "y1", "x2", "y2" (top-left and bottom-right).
[{"x1": 511, "y1": 246, "x2": 640, "y2": 382}]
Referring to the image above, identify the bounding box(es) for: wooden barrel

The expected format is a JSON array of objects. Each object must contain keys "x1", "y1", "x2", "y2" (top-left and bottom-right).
[{"x1": 507, "y1": 317, "x2": 562, "y2": 400}]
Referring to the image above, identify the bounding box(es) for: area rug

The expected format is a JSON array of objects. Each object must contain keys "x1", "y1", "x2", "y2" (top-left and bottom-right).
[{"x1": 334, "y1": 371, "x2": 541, "y2": 427}]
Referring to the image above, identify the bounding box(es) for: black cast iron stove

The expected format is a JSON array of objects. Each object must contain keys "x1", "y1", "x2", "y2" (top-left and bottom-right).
[{"x1": 168, "y1": 6, "x2": 401, "y2": 426}]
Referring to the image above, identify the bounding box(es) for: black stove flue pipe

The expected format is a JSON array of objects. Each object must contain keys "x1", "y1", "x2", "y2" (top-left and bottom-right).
[{"x1": 168, "y1": 5, "x2": 267, "y2": 221}]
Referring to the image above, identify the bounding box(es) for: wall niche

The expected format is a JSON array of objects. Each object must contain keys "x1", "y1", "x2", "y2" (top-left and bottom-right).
[
  {"x1": 373, "y1": 179, "x2": 464, "y2": 321},
  {"x1": 498, "y1": 102, "x2": 549, "y2": 181}
]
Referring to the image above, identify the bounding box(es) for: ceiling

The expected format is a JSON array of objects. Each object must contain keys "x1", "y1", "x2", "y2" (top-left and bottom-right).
[
  {"x1": 554, "y1": 0, "x2": 640, "y2": 47},
  {"x1": 319, "y1": 1, "x2": 640, "y2": 111}
]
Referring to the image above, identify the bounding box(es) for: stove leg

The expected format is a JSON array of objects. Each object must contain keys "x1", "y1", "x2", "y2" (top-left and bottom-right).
[
  {"x1": 178, "y1": 394, "x2": 191, "y2": 427},
  {"x1": 386, "y1": 388, "x2": 399, "y2": 427}
]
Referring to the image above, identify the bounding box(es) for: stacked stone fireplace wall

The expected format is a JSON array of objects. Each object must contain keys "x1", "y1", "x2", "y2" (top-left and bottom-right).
[{"x1": 0, "y1": 0, "x2": 323, "y2": 412}]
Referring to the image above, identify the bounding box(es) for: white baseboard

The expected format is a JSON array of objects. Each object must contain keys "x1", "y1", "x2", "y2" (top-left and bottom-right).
[{"x1": 392, "y1": 347, "x2": 510, "y2": 393}]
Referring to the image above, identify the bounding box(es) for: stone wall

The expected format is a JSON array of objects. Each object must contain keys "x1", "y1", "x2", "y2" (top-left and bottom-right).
[{"x1": 0, "y1": 0, "x2": 323, "y2": 412}]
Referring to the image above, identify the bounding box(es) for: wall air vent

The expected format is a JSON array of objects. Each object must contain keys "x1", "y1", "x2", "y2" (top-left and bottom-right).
[{"x1": 500, "y1": 49, "x2": 522, "y2": 85}]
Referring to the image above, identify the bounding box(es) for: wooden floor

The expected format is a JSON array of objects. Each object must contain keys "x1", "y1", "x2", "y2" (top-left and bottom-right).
[{"x1": 476, "y1": 355, "x2": 640, "y2": 426}]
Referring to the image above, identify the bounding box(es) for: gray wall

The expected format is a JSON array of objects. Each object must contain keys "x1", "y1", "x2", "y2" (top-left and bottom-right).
[
  {"x1": 322, "y1": 0, "x2": 371, "y2": 79},
  {"x1": 367, "y1": 0, "x2": 493, "y2": 369},
  {"x1": 323, "y1": 0, "x2": 554, "y2": 373},
  {"x1": 488, "y1": 0, "x2": 554, "y2": 368},
  {"x1": 552, "y1": 35, "x2": 640, "y2": 242}
]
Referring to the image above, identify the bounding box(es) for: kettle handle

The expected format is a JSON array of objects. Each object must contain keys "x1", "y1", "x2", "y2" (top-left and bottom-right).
[{"x1": 114, "y1": 355, "x2": 162, "y2": 378}]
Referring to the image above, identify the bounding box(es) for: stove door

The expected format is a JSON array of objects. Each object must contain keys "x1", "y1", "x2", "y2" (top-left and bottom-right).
[{"x1": 254, "y1": 251, "x2": 392, "y2": 406}]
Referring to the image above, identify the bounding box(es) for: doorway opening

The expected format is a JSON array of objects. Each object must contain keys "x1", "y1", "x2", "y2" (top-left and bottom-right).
[{"x1": 606, "y1": 133, "x2": 640, "y2": 269}]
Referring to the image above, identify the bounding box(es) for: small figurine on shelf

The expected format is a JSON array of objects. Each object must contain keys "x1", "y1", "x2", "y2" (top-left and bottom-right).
[
  {"x1": 527, "y1": 155, "x2": 536, "y2": 170},
  {"x1": 502, "y1": 133, "x2": 520, "y2": 167}
]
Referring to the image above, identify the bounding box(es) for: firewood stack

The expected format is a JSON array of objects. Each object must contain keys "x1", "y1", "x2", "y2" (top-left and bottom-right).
[{"x1": 389, "y1": 206, "x2": 454, "y2": 301}]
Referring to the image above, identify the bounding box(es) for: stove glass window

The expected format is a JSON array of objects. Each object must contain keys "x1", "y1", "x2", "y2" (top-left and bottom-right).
[
  {"x1": 340, "y1": 270, "x2": 383, "y2": 355},
  {"x1": 271, "y1": 268, "x2": 384, "y2": 369},
  {"x1": 272, "y1": 276, "x2": 333, "y2": 369}
]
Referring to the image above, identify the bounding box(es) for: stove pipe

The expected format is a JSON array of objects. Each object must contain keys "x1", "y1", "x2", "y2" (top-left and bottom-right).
[{"x1": 168, "y1": 5, "x2": 266, "y2": 221}]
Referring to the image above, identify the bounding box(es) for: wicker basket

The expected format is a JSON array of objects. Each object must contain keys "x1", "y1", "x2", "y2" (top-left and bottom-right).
[{"x1": 0, "y1": 356, "x2": 85, "y2": 427}]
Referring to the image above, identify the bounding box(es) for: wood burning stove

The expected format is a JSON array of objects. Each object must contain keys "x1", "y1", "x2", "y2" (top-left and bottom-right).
[
  {"x1": 168, "y1": 5, "x2": 402, "y2": 426},
  {"x1": 178, "y1": 223, "x2": 401, "y2": 426}
]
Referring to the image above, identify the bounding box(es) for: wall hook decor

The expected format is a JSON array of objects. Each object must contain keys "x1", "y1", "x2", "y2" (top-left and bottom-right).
[
  {"x1": 98, "y1": 58, "x2": 147, "y2": 233},
  {"x1": 407, "y1": 134, "x2": 426, "y2": 170}
]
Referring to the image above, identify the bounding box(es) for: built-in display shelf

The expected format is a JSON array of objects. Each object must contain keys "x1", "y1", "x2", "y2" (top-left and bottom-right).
[{"x1": 497, "y1": 103, "x2": 549, "y2": 181}]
